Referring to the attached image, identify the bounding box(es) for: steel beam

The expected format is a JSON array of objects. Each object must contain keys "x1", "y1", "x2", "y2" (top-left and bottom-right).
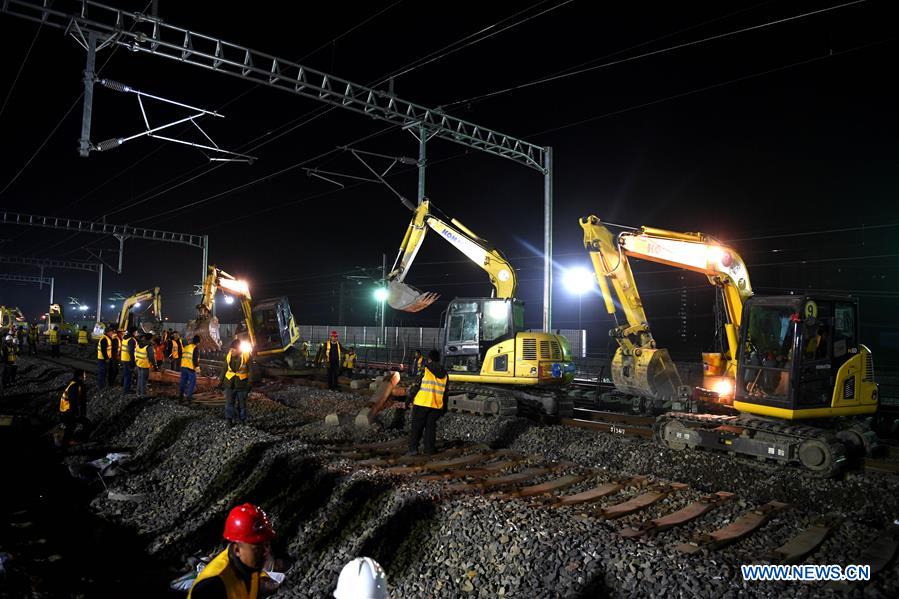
[
  {"x1": 0, "y1": 212, "x2": 204, "y2": 248},
  {"x1": 0, "y1": 255, "x2": 100, "y2": 272},
  {"x1": 0, "y1": 272, "x2": 55, "y2": 304}
]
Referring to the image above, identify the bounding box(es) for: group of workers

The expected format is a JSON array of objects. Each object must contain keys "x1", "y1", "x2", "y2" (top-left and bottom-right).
[
  {"x1": 303, "y1": 333, "x2": 358, "y2": 382},
  {"x1": 188, "y1": 503, "x2": 389, "y2": 599}
]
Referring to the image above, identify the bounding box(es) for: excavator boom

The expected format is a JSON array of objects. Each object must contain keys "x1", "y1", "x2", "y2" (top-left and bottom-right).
[
  {"x1": 387, "y1": 199, "x2": 516, "y2": 312},
  {"x1": 186, "y1": 266, "x2": 254, "y2": 351}
]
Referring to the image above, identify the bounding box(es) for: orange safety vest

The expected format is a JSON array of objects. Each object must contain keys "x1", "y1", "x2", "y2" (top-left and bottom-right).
[
  {"x1": 170, "y1": 338, "x2": 183, "y2": 359},
  {"x1": 188, "y1": 548, "x2": 259, "y2": 599},
  {"x1": 413, "y1": 366, "x2": 448, "y2": 410}
]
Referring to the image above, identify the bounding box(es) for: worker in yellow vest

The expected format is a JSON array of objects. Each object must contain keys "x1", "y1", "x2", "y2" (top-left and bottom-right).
[
  {"x1": 406, "y1": 349, "x2": 449, "y2": 456},
  {"x1": 58, "y1": 369, "x2": 88, "y2": 446},
  {"x1": 221, "y1": 339, "x2": 252, "y2": 427},
  {"x1": 1, "y1": 335, "x2": 18, "y2": 389},
  {"x1": 188, "y1": 503, "x2": 276, "y2": 599},
  {"x1": 107, "y1": 326, "x2": 121, "y2": 388},
  {"x1": 169, "y1": 331, "x2": 184, "y2": 371},
  {"x1": 28, "y1": 323, "x2": 39, "y2": 356},
  {"x1": 77, "y1": 326, "x2": 89, "y2": 346},
  {"x1": 410, "y1": 349, "x2": 424, "y2": 377},
  {"x1": 134, "y1": 333, "x2": 157, "y2": 398},
  {"x1": 49, "y1": 325, "x2": 60, "y2": 357},
  {"x1": 120, "y1": 327, "x2": 137, "y2": 397},
  {"x1": 324, "y1": 331, "x2": 343, "y2": 390},
  {"x1": 96, "y1": 328, "x2": 114, "y2": 391},
  {"x1": 342, "y1": 346, "x2": 357, "y2": 376},
  {"x1": 179, "y1": 335, "x2": 202, "y2": 401}
]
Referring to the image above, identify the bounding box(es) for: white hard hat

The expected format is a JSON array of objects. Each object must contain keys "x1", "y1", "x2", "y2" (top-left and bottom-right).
[{"x1": 333, "y1": 557, "x2": 389, "y2": 599}]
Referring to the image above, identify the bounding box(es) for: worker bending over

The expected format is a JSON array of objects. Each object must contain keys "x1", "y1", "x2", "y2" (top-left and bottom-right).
[
  {"x1": 134, "y1": 333, "x2": 157, "y2": 398},
  {"x1": 1, "y1": 335, "x2": 18, "y2": 389},
  {"x1": 406, "y1": 349, "x2": 448, "y2": 456},
  {"x1": 58, "y1": 369, "x2": 89, "y2": 446},
  {"x1": 188, "y1": 503, "x2": 276, "y2": 599},
  {"x1": 221, "y1": 339, "x2": 252, "y2": 427},
  {"x1": 179, "y1": 335, "x2": 202, "y2": 401},
  {"x1": 120, "y1": 327, "x2": 137, "y2": 396}
]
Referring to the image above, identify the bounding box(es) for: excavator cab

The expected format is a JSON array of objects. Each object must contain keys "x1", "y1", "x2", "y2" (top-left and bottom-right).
[
  {"x1": 735, "y1": 295, "x2": 878, "y2": 419},
  {"x1": 245, "y1": 297, "x2": 300, "y2": 355}
]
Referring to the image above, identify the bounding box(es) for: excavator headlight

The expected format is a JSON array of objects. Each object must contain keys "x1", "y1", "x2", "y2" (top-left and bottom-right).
[
  {"x1": 239, "y1": 340, "x2": 253, "y2": 354},
  {"x1": 712, "y1": 378, "x2": 733, "y2": 398}
]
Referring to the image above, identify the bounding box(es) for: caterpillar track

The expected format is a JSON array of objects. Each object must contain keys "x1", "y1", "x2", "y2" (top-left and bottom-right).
[{"x1": 445, "y1": 382, "x2": 574, "y2": 419}]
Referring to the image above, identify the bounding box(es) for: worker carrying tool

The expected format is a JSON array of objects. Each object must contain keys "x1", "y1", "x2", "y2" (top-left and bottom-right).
[
  {"x1": 1, "y1": 335, "x2": 18, "y2": 389},
  {"x1": 135, "y1": 333, "x2": 157, "y2": 398},
  {"x1": 324, "y1": 331, "x2": 343, "y2": 390},
  {"x1": 96, "y1": 327, "x2": 115, "y2": 391},
  {"x1": 188, "y1": 503, "x2": 276, "y2": 599},
  {"x1": 342, "y1": 347, "x2": 357, "y2": 376},
  {"x1": 78, "y1": 325, "x2": 89, "y2": 346},
  {"x1": 221, "y1": 339, "x2": 252, "y2": 427},
  {"x1": 179, "y1": 335, "x2": 202, "y2": 401},
  {"x1": 120, "y1": 327, "x2": 137, "y2": 397},
  {"x1": 107, "y1": 326, "x2": 120, "y2": 388},
  {"x1": 406, "y1": 349, "x2": 448, "y2": 456},
  {"x1": 28, "y1": 323, "x2": 39, "y2": 356},
  {"x1": 58, "y1": 369, "x2": 88, "y2": 446},
  {"x1": 49, "y1": 325, "x2": 60, "y2": 357},
  {"x1": 333, "y1": 557, "x2": 390, "y2": 599},
  {"x1": 170, "y1": 331, "x2": 184, "y2": 371}
]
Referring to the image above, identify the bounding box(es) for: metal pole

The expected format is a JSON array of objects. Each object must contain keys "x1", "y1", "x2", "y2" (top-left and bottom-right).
[
  {"x1": 417, "y1": 125, "x2": 426, "y2": 204},
  {"x1": 49, "y1": 277, "x2": 54, "y2": 304},
  {"x1": 96, "y1": 266, "x2": 103, "y2": 323},
  {"x1": 201, "y1": 234, "x2": 209, "y2": 286},
  {"x1": 543, "y1": 146, "x2": 553, "y2": 332},
  {"x1": 78, "y1": 32, "x2": 98, "y2": 158},
  {"x1": 380, "y1": 253, "x2": 386, "y2": 342},
  {"x1": 39, "y1": 266, "x2": 44, "y2": 289},
  {"x1": 116, "y1": 235, "x2": 124, "y2": 273}
]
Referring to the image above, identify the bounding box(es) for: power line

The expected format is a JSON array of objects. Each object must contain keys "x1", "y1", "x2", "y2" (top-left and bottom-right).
[
  {"x1": 0, "y1": 20, "x2": 43, "y2": 122},
  {"x1": 447, "y1": 0, "x2": 868, "y2": 107}
]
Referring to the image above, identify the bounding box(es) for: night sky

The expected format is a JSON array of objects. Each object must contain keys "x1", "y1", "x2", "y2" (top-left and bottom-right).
[{"x1": 0, "y1": 1, "x2": 896, "y2": 364}]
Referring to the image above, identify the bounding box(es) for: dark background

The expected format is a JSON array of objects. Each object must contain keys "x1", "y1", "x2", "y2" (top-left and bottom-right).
[{"x1": 0, "y1": 0, "x2": 896, "y2": 364}]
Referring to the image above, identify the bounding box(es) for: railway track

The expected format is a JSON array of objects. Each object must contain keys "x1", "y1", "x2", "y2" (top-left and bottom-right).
[{"x1": 323, "y1": 438, "x2": 899, "y2": 580}]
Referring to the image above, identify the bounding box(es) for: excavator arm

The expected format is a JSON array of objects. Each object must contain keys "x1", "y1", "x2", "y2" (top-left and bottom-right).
[
  {"x1": 387, "y1": 199, "x2": 517, "y2": 312},
  {"x1": 188, "y1": 266, "x2": 255, "y2": 350},
  {"x1": 117, "y1": 287, "x2": 163, "y2": 332}
]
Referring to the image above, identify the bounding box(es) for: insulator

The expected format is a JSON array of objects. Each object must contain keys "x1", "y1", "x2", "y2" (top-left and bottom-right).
[
  {"x1": 94, "y1": 138, "x2": 123, "y2": 152},
  {"x1": 99, "y1": 79, "x2": 130, "y2": 93}
]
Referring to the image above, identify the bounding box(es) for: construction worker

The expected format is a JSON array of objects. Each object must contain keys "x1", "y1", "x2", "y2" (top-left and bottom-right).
[
  {"x1": 342, "y1": 346, "x2": 357, "y2": 377},
  {"x1": 15, "y1": 325, "x2": 26, "y2": 350},
  {"x1": 406, "y1": 349, "x2": 448, "y2": 456},
  {"x1": 77, "y1": 325, "x2": 89, "y2": 346},
  {"x1": 28, "y1": 322, "x2": 39, "y2": 356},
  {"x1": 120, "y1": 327, "x2": 137, "y2": 397},
  {"x1": 1, "y1": 335, "x2": 18, "y2": 389},
  {"x1": 107, "y1": 326, "x2": 120, "y2": 387},
  {"x1": 58, "y1": 369, "x2": 89, "y2": 446},
  {"x1": 299, "y1": 341, "x2": 310, "y2": 367},
  {"x1": 314, "y1": 342, "x2": 325, "y2": 368},
  {"x1": 49, "y1": 325, "x2": 60, "y2": 357},
  {"x1": 134, "y1": 333, "x2": 156, "y2": 398},
  {"x1": 96, "y1": 327, "x2": 114, "y2": 391},
  {"x1": 188, "y1": 503, "x2": 276, "y2": 599},
  {"x1": 324, "y1": 331, "x2": 343, "y2": 390},
  {"x1": 221, "y1": 339, "x2": 251, "y2": 427},
  {"x1": 153, "y1": 335, "x2": 165, "y2": 371},
  {"x1": 333, "y1": 557, "x2": 390, "y2": 599},
  {"x1": 410, "y1": 349, "x2": 424, "y2": 377},
  {"x1": 169, "y1": 331, "x2": 184, "y2": 371},
  {"x1": 179, "y1": 335, "x2": 202, "y2": 401}
]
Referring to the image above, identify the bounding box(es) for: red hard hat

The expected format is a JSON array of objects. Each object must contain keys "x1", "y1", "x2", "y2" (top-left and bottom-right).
[
  {"x1": 223, "y1": 503, "x2": 276, "y2": 544},
  {"x1": 330, "y1": 330, "x2": 338, "y2": 337}
]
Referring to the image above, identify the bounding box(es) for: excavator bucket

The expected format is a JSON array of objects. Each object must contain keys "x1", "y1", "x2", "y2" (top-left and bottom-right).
[
  {"x1": 186, "y1": 315, "x2": 223, "y2": 351},
  {"x1": 387, "y1": 281, "x2": 440, "y2": 313}
]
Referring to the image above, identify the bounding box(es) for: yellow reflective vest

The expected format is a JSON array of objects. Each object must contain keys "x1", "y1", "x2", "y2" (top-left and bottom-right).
[
  {"x1": 413, "y1": 366, "x2": 448, "y2": 410},
  {"x1": 415, "y1": 355, "x2": 424, "y2": 375},
  {"x1": 170, "y1": 338, "x2": 183, "y2": 359},
  {"x1": 97, "y1": 336, "x2": 112, "y2": 360},
  {"x1": 324, "y1": 341, "x2": 341, "y2": 364},
  {"x1": 181, "y1": 343, "x2": 197, "y2": 371},
  {"x1": 49, "y1": 329, "x2": 59, "y2": 344},
  {"x1": 343, "y1": 352, "x2": 356, "y2": 368},
  {"x1": 121, "y1": 338, "x2": 134, "y2": 363},
  {"x1": 188, "y1": 548, "x2": 260, "y2": 599},
  {"x1": 134, "y1": 344, "x2": 151, "y2": 369},
  {"x1": 29, "y1": 328, "x2": 39, "y2": 343},
  {"x1": 60, "y1": 381, "x2": 76, "y2": 413},
  {"x1": 4, "y1": 346, "x2": 17, "y2": 364},
  {"x1": 78, "y1": 329, "x2": 88, "y2": 345},
  {"x1": 224, "y1": 349, "x2": 250, "y2": 380}
]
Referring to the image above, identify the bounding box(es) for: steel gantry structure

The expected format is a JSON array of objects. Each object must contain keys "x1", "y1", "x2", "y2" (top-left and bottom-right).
[
  {"x1": 0, "y1": 0, "x2": 556, "y2": 331},
  {"x1": 0, "y1": 255, "x2": 101, "y2": 318},
  {"x1": 0, "y1": 272, "x2": 55, "y2": 304}
]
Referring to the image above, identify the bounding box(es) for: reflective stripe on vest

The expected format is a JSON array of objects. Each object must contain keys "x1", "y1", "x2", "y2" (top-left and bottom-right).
[
  {"x1": 181, "y1": 343, "x2": 197, "y2": 370},
  {"x1": 134, "y1": 344, "x2": 151, "y2": 369},
  {"x1": 224, "y1": 350, "x2": 250, "y2": 380},
  {"x1": 60, "y1": 381, "x2": 75, "y2": 413},
  {"x1": 49, "y1": 330, "x2": 59, "y2": 344},
  {"x1": 188, "y1": 548, "x2": 259, "y2": 599},
  {"x1": 413, "y1": 367, "x2": 448, "y2": 409},
  {"x1": 5, "y1": 347, "x2": 17, "y2": 363},
  {"x1": 97, "y1": 337, "x2": 112, "y2": 360},
  {"x1": 324, "y1": 342, "x2": 341, "y2": 363},
  {"x1": 77, "y1": 330, "x2": 88, "y2": 344},
  {"x1": 416, "y1": 356, "x2": 424, "y2": 374},
  {"x1": 121, "y1": 338, "x2": 134, "y2": 362}
]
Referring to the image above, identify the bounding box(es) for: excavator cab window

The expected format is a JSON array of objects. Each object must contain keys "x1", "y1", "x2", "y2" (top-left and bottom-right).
[
  {"x1": 445, "y1": 300, "x2": 482, "y2": 373},
  {"x1": 738, "y1": 303, "x2": 795, "y2": 401},
  {"x1": 483, "y1": 300, "x2": 511, "y2": 342}
]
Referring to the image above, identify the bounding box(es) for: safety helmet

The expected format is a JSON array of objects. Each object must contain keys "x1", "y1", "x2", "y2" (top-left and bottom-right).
[
  {"x1": 223, "y1": 503, "x2": 276, "y2": 544},
  {"x1": 333, "y1": 557, "x2": 389, "y2": 599}
]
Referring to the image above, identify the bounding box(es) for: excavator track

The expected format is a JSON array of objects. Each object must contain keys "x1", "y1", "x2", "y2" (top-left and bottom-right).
[
  {"x1": 444, "y1": 383, "x2": 574, "y2": 418},
  {"x1": 654, "y1": 412, "x2": 853, "y2": 477}
]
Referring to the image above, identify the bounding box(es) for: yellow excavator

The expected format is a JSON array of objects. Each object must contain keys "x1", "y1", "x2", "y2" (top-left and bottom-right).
[
  {"x1": 186, "y1": 265, "x2": 302, "y2": 367},
  {"x1": 42, "y1": 303, "x2": 78, "y2": 342},
  {"x1": 0, "y1": 305, "x2": 26, "y2": 336},
  {"x1": 581, "y1": 215, "x2": 878, "y2": 475},
  {"x1": 92, "y1": 287, "x2": 163, "y2": 339},
  {"x1": 388, "y1": 199, "x2": 575, "y2": 416}
]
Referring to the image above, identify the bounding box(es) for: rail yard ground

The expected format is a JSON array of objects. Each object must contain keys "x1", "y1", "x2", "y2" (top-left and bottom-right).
[{"x1": 1, "y1": 346, "x2": 898, "y2": 598}]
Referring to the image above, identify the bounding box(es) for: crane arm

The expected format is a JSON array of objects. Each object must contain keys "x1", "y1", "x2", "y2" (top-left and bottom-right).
[
  {"x1": 194, "y1": 265, "x2": 256, "y2": 347},
  {"x1": 117, "y1": 287, "x2": 162, "y2": 331},
  {"x1": 387, "y1": 199, "x2": 516, "y2": 312}
]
